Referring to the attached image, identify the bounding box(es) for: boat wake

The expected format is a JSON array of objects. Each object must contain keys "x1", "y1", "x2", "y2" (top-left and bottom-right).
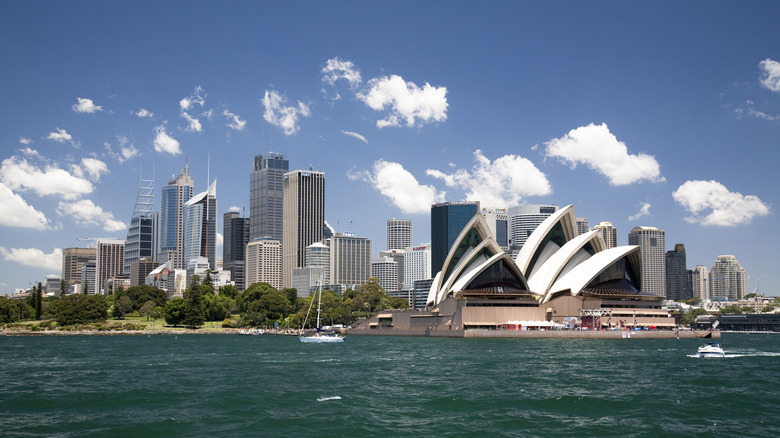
[{"x1": 317, "y1": 396, "x2": 342, "y2": 402}]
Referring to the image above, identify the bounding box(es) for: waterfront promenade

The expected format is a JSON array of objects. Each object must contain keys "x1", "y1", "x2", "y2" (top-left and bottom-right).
[{"x1": 347, "y1": 327, "x2": 719, "y2": 339}]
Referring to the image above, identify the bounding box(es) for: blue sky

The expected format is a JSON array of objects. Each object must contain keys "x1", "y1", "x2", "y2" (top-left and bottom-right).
[{"x1": 1, "y1": 1, "x2": 778, "y2": 297}]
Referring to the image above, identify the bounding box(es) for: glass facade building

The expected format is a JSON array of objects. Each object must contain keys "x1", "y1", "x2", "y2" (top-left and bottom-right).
[
  {"x1": 431, "y1": 201, "x2": 480, "y2": 276},
  {"x1": 249, "y1": 153, "x2": 288, "y2": 242}
]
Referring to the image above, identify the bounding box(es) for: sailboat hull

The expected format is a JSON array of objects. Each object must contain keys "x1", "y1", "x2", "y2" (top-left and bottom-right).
[{"x1": 299, "y1": 334, "x2": 345, "y2": 343}]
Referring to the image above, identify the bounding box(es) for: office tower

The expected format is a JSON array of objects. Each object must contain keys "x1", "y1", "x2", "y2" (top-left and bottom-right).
[
  {"x1": 129, "y1": 257, "x2": 157, "y2": 287},
  {"x1": 223, "y1": 211, "x2": 250, "y2": 291},
  {"x1": 62, "y1": 247, "x2": 96, "y2": 293},
  {"x1": 80, "y1": 261, "x2": 96, "y2": 294},
  {"x1": 413, "y1": 278, "x2": 434, "y2": 310},
  {"x1": 507, "y1": 204, "x2": 558, "y2": 255},
  {"x1": 305, "y1": 242, "x2": 330, "y2": 280},
  {"x1": 372, "y1": 256, "x2": 398, "y2": 293},
  {"x1": 387, "y1": 219, "x2": 412, "y2": 251},
  {"x1": 43, "y1": 275, "x2": 61, "y2": 296},
  {"x1": 576, "y1": 217, "x2": 589, "y2": 236},
  {"x1": 481, "y1": 208, "x2": 509, "y2": 252},
  {"x1": 628, "y1": 226, "x2": 666, "y2": 297},
  {"x1": 95, "y1": 239, "x2": 125, "y2": 294},
  {"x1": 379, "y1": 249, "x2": 405, "y2": 291},
  {"x1": 431, "y1": 201, "x2": 480, "y2": 275},
  {"x1": 323, "y1": 221, "x2": 335, "y2": 240},
  {"x1": 245, "y1": 238, "x2": 282, "y2": 290},
  {"x1": 592, "y1": 221, "x2": 618, "y2": 249},
  {"x1": 710, "y1": 255, "x2": 747, "y2": 301},
  {"x1": 249, "y1": 153, "x2": 289, "y2": 242},
  {"x1": 404, "y1": 244, "x2": 431, "y2": 290},
  {"x1": 183, "y1": 180, "x2": 217, "y2": 270},
  {"x1": 328, "y1": 232, "x2": 372, "y2": 289},
  {"x1": 282, "y1": 169, "x2": 325, "y2": 288},
  {"x1": 691, "y1": 265, "x2": 709, "y2": 301},
  {"x1": 159, "y1": 162, "x2": 194, "y2": 269},
  {"x1": 124, "y1": 176, "x2": 156, "y2": 275},
  {"x1": 665, "y1": 244, "x2": 690, "y2": 301}
]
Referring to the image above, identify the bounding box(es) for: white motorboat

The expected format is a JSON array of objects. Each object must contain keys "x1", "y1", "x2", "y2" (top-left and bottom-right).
[
  {"x1": 697, "y1": 342, "x2": 725, "y2": 358},
  {"x1": 299, "y1": 277, "x2": 344, "y2": 343}
]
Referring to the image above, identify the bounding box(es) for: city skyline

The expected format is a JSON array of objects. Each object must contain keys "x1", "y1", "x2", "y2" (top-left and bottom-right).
[{"x1": 1, "y1": 2, "x2": 778, "y2": 296}]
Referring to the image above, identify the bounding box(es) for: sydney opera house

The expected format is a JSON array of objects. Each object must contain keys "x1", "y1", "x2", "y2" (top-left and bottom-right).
[{"x1": 361, "y1": 205, "x2": 676, "y2": 333}]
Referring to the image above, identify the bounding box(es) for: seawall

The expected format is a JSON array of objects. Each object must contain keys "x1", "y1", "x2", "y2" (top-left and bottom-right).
[{"x1": 346, "y1": 328, "x2": 720, "y2": 339}]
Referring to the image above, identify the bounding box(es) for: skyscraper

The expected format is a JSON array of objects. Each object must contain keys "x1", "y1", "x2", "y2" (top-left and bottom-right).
[
  {"x1": 328, "y1": 232, "x2": 372, "y2": 289},
  {"x1": 404, "y1": 243, "x2": 431, "y2": 290},
  {"x1": 507, "y1": 204, "x2": 558, "y2": 255},
  {"x1": 282, "y1": 169, "x2": 325, "y2": 288},
  {"x1": 431, "y1": 201, "x2": 480, "y2": 275},
  {"x1": 61, "y1": 247, "x2": 96, "y2": 293},
  {"x1": 387, "y1": 218, "x2": 412, "y2": 251},
  {"x1": 481, "y1": 208, "x2": 509, "y2": 251},
  {"x1": 249, "y1": 153, "x2": 289, "y2": 242},
  {"x1": 710, "y1": 255, "x2": 747, "y2": 301},
  {"x1": 592, "y1": 221, "x2": 618, "y2": 249},
  {"x1": 124, "y1": 176, "x2": 156, "y2": 275},
  {"x1": 665, "y1": 243, "x2": 690, "y2": 301},
  {"x1": 159, "y1": 162, "x2": 194, "y2": 269},
  {"x1": 372, "y1": 256, "x2": 398, "y2": 293},
  {"x1": 95, "y1": 239, "x2": 125, "y2": 294},
  {"x1": 628, "y1": 226, "x2": 666, "y2": 297},
  {"x1": 576, "y1": 217, "x2": 589, "y2": 235},
  {"x1": 691, "y1": 265, "x2": 709, "y2": 301},
  {"x1": 223, "y1": 211, "x2": 250, "y2": 291},
  {"x1": 183, "y1": 179, "x2": 217, "y2": 270},
  {"x1": 245, "y1": 238, "x2": 282, "y2": 290}
]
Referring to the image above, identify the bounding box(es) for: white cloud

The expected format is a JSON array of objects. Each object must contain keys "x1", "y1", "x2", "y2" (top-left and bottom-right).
[
  {"x1": 0, "y1": 183, "x2": 49, "y2": 229},
  {"x1": 223, "y1": 109, "x2": 247, "y2": 131},
  {"x1": 759, "y1": 58, "x2": 780, "y2": 93},
  {"x1": 341, "y1": 130, "x2": 368, "y2": 144},
  {"x1": 734, "y1": 100, "x2": 779, "y2": 121},
  {"x1": 357, "y1": 75, "x2": 448, "y2": 128},
  {"x1": 0, "y1": 156, "x2": 93, "y2": 200},
  {"x1": 628, "y1": 202, "x2": 652, "y2": 222},
  {"x1": 57, "y1": 199, "x2": 127, "y2": 232},
  {"x1": 19, "y1": 137, "x2": 32, "y2": 145},
  {"x1": 544, "y1": 123, "x2": 664, "y2": 186},
  {"x1": 180, "y1": 85, "x2": 206, "y2": 110},
  {"x1": 425, "y1": 150, "x2": 552, "y2": 208},
  {"x1": 322, "y1": 57, "x2": 362, "y2": 87},
  {"x1": 262, "y1": 90, "x2": 311, "y2": 136},
  {"x1": 348, "y1": 160, "x2": 445, "y2": 214},
  {"x1": 71, "y1": 158, "x2": 108, "y2": 181},
  {"x1": 153, "y1": 125, "x2": 181, "y2": 155},
  {"x1": 229, "y1": 205, "x2": 240, "y2": 212},
  {"x1": 217, "y1": 232, "x2": 223, "y2": 250},
  {"x1": 136, "y1": 108, "x2": 154, "y2": 118},
  {"x1": 0, "y1": 247, "x2": 62, "y2": 271},
  {"x1": 672, "y1": 180, "x2": 770, "y2": 226},
  {"x1": 47, "y1": 128, "x2": 73, "y2": 143},
  {"x1": 72, "y1": 97, "x2": 103, "y2": 113},
  {"x1": 181, "y1": 111, "x2": 203, "y2": 132},
  {"x1": 104, "y1": 137, "x2": 140, "y2": 163}
]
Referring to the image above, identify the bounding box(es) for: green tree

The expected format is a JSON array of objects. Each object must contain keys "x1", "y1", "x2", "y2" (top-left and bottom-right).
[
  {"x1": 54, "y1": 295, "x2": 108, "y2": 325},
  {"x1": 126, "y1": 285, "x2": 168, "y2": 311},
  {"x1": 203, "y1": 270, "x2": 213, "y2": 289},
  {"x1": 720, "y1": 305, "x2": 744, "y2": 314},
  {"x1": 682, "y1": 308, "x2": 708, "y2": 326},
  {"x1": 59, "y1": 279, "x2": 66, "y2": 297},
  {"x1": 164, "y1": 298, "x2": 187, "y2": 326},
  {"x1": 34, "y1": 282, "x2": 43, "y2": 320},
  {"x1": 17, "y1": 300, "x2": 33, "y2": 320},
  {"x1": 83, "y1": 279, "x2": 90, "y2": 295},
  {"x1": 181, "y1": 285, "x2": 206, "y2": 328},
  {"x1": 256, "y1": 291, "x2": 290, "y2": 321},
  {"x1": 140, "y1": 300, "x2": 157, "y2": 321},
  {"x1": 218, "y1": 284, "x2": 239, "y2": 300},
  {"x1": 0, "y1": 296, "x2": 20, "y2": 323},
  {"x1": 113, "y1": 295, "x2": 133, "y2": 319},
  {"x1": 284, "y1": 288, "x2": 298, "y2": 306}
]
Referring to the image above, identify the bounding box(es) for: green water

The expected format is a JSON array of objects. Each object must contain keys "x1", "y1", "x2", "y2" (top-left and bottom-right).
[{"x1": 1, "y1": 333, "x2": 778, "y2": 437}]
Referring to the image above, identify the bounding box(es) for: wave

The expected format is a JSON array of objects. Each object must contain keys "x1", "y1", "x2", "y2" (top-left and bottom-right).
[{"x1": 317, "y1": 396, "x2": 341, "y2": 402}]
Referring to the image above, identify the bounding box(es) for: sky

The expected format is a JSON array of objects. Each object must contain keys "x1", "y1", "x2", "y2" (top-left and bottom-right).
[{"x1": 1, "y1": 1, "x2": 778, "y2": 297}]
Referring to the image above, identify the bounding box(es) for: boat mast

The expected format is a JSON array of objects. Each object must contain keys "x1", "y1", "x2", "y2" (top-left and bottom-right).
[{"x1": 316, "y1": 279, "x2": 322, "y2": 330}]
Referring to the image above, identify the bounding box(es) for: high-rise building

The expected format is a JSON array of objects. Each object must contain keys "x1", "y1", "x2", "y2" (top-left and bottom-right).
[
  {"x1": 249, "y1": 153, "x2": 289, "y2": 242},
  {"x1": 328, "y1": 232, "x2": 372, "y2": 289},
  {"x1": 183, "y1": 180, "x2": 217, "y2": 270},
  {"x1": 62, "y1": 247, "x2": 96, "y2": 293},
  {"x1": 431, "y1": 201, "x2": 480, "y2": 275},
  {"x1": 691, "y1": 265, "x2": 709, "y2": 301},
  {"x1": 387, "y1": 219, "x2": 412, "y2": 251},
  {"x1": 282, "y1": 169, "x2": 325, "y2": 288},
  {"x1": 507, "y1": 204, "x2": 558, "y2": 255},
  {"x1": 124, "y1": 176, "x2": 156, "y2": 275},
  {"x1": 372, "y1": 256, "x2": 398, "y2": 293},
  {"x1": 80, "y1": 260, "x2": 96, "y2": 295},
  {"x1": 628, "y1": 226, "x2": 666, "y2": 297},
  {"x1": 305, "y1": 242, "x2": 330, "y2": 279},
  {"x1": 665, "y1": 244, "x2": 690, "y2": 301},
  {"x1": 223, "y1": 211, "x2": 250, "y2": 291},
  {"x1": 710, "y1": 255, "x2": 747, "y2": 301},
  {"x1": 378, "y1": 249, "x2": 405, "y2": 292},
  {"x1": 95, "y1": 239, "x2": 125, "y2": 294},
  {"x1": 404, "y1": 244, "x2": 431, "y2": 290},
  {"x1": 592, "y1": 221, "x2": 618, "y2": 249},
  {"x1": 576, "y1": 217, "x2": 589, "y2": 236},
  {"x1": 43, "y1": 275, "x2": 61, "y2": 296},
  {"x1": 245, "y1": 238, "x2": 282, "y2": 290},
  {"x1": 481, "y1": 208, "x2": 509, "y2": 251},
  {"x1": 159, "y1": 162, "x2": 194, "y2": 269},
  {"x1": 129, "y1": 257, "x2": 158, "y2": 287}
]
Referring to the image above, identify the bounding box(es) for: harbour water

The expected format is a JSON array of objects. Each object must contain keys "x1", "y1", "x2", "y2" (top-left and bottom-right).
[{"x1": 1, "y1": 333, "x2": 779, "y2": 437}]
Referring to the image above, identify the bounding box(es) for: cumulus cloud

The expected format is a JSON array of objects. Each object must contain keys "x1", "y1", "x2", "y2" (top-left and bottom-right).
[
  {"x1": 19, "y1": 137, "x2": 32, "y2": 145},
  {"x1": 136, "y1": 108, "x2": 154, "y2": 118},
  {"x1": 628, "y1": 202, "x2": 652, "y2": 222},
  {"x1": 426, "y1": 150, "x2": 552, "y2": 208},
  {"x1": 70, "y1": 158, "x2": 108, "y2": 182},
  {"x1": 229, "y1": 205, "x2": 240, "y2": 212},
  {"x1": 0, "y1": 247, "x2": 62, "y2": 271},
  {"x1": 322, "y1": 57, "x2": 362, "y2": 87},
  {"x1": 223, "y1": 109, "x2": 247, "y2": 130},
  {"x1": 153, "y1": 125, "x2": 181, "y2": 155},
  {"x1": 72, "y1": 97, "x2": 103, "y2": 113},
  {"x1": 673, "y1": 180, "x2": 770, "y2": 226},
  {"x1": 544, "y1": 123, "x2": 664, "y2": 186},
  {"x1": 181, "y1": 111, "x2": 203, "y2": 132},
  {"x1": 47, "y1": 128, "x2": 73, "y2": 143},
  {"x1": 341, "y1": 130, "x2": 368, "y2": 144},
  {"x1": 57, "y1": 199, "x2": 127, "y2": 232},
  {"x1": 759, "y1": 58, "x2": 780, "y2": 93},
  {"x1": 0, "y1": 183, "x2": 49, "y2": 229},
  {"x1": 262, "y1": 90, "x2": 311, "y2": 136},
  {"x1": 0, "y1": 156, "x2": 93, "y2": 200},
  {"x1": 180, "y1": 85, "x2": 206, "y2": 110},
  {"x1": 348, "y1": 160, "x2": 445, "y2": 214},
  {"x1": 105, "y1": 136, "x2": 140, "y2": 163},
  {"x1": 357, "y1": 75, "x2": 448, "y2": 128}
]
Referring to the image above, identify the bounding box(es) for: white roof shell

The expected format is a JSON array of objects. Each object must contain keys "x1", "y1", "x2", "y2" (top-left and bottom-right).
[{"x1": 546, "y1": 245, "x2": 641, "y2": 302}]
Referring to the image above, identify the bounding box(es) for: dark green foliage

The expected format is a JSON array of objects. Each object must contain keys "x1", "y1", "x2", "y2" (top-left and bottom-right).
[
  {"x1": 218, "y1": 284, "x2": 239, "y2": 299},
  {"x1": 181, "y1": 285, "x2": 206, "y2": 328},
  {"x1": 17, "y1": 300, "x2": 33, "y2": 320},
  {"x1": 0, "y1": 296, "x2": 20, "y2": 323},
  {"x1": 204, "y1": 294, "x2": 233, "y2": 321},
  {"x1": 60, "y1": 279, "x2": 66, "y2": 296},
  {"x1": 54, "y1": 295, "x2": 108, "y2": 325},
  {"x1": 139, "y1": 301, "x2": 157, "y2": 321},
  {"x1": 125, "y1": 285, "x2": 168, "y2": 310},
  {"x1": 164, "y1": 298, "x2": 186, "y2": 326},
  {"x1": 113, "y1": 295, "x2": 133, "y2": 319},
  {"x1": 681, "y1": 308, "x2": 708, "y2": 326},
  {"x1": 34, "y1": 283, "x2": 43, "y2": 320}
]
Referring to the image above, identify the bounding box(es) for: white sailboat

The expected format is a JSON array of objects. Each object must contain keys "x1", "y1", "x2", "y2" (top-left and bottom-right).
[{"x1": 299, "y1": 277, "x2": 345, "y2": 343}]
